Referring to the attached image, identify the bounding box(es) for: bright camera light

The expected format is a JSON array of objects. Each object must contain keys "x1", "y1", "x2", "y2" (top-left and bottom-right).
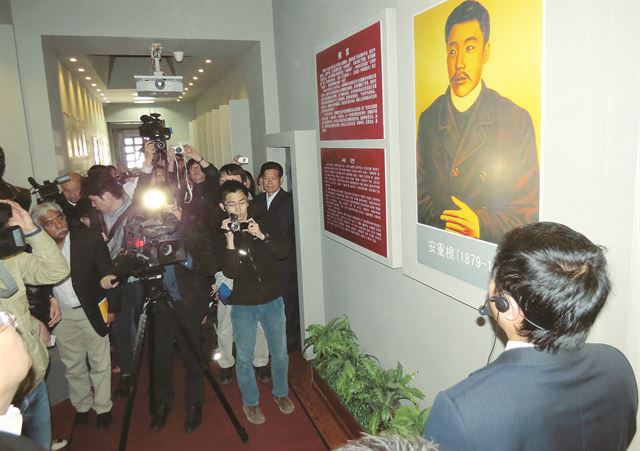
[{"x1": 143, "y1": 189, "x2": 167, "y2": 210}]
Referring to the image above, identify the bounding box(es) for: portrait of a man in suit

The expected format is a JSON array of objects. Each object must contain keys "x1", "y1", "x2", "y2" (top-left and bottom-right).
[{"x1": 416, "y1": 0, "x2": 540, "y2": 244}]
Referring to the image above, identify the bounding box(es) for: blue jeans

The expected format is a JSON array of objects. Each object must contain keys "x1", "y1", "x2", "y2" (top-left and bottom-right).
[
  {"x1": 231, "y1": 297, "x2": 289, "y2": 406},
  {"x1": 17, "y1": 381, "x2": 51, "y2": 449}
]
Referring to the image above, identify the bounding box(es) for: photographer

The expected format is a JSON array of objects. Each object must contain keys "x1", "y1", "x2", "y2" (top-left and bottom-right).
[
  {"x1": 84, "y1": 142, "x2": 154, "y2": 396},
  {"x1": 167, "y1": 144, "x2": 220, "y2": 232},
  {"x1": 218, "y1": 180, "x2": 294, "y2": 425},
  {"x1": 0, "y1": 199, "x2": 69, "y2": 448}
]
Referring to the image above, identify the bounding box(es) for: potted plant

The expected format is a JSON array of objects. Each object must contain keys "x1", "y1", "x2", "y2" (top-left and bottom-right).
[{"x1": 304, "y1": 316, "x2": 429, "y2": 436}]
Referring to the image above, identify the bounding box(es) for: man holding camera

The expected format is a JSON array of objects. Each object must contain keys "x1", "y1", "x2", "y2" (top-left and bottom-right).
[
  {"x1": 218, "y1": 180, "x2": 294, "y2": 425},
  {"x1": 0, "y1": 199, "x2": 69, "y2": 448}
]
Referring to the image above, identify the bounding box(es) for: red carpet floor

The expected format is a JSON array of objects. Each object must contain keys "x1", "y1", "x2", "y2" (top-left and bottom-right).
[{"x1": 54, "y1": 356, "x2": 328, "y2": 451}]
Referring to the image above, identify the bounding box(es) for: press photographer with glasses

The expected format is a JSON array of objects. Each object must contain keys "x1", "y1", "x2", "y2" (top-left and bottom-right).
[{"x1": 217, "y1": 180, "x2": 294, "y2": 425}]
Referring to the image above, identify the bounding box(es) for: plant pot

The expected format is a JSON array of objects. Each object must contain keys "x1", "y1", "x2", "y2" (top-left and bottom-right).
[{"x1": 311, "y1": 366, "x2": 363, "y2": 440}]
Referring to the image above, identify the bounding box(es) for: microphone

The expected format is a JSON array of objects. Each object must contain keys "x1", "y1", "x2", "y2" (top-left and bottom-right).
[
  {"x1": 478, "y1": 302, "x2": 489, "y2": 316},
  {"x1": 27, "y1": 177, "x2": 41, "y2": 191}
]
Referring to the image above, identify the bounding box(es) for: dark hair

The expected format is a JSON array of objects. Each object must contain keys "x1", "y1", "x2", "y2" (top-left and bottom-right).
[
  {"x1": 220, "y1": 180, "x2": 249, "y2": 201},
  {"x1": 87, "y1": 164, "x2": 109, "y2": 179},
  {"x1": 492, "y1": 222, "x2": 610, "y2": 352},
  {"x1": 219, "y1": 164, "x2": 247, "y2": 183},
  {"x1": 186, "y1": 159, "x2": 200, "y2": 172},
  {"x1": 244, "y1": 170, "x2": 256, "y2": 197},
  {"x1": 84, "y1": 171, "x2": 124, "y2": 199},
  {"x1": 445, "y1": 0, "x2": 490, "y2": 43},
  {"x1": 0, "y1": 146, "x2": 5, "y2": 178},
  {"x1": 259, "y1": 161, "x2": 283, "y2": 178}
]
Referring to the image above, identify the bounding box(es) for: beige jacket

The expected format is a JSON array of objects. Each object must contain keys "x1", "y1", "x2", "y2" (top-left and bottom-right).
[{"x1": 0, "y1": 229, "x2": 69, "y2": 389}]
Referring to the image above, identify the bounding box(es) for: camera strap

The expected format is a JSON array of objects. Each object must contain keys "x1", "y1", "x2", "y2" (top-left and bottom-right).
[{"x1": 106, "y1": 204, "x2": 136, "y2": 243}]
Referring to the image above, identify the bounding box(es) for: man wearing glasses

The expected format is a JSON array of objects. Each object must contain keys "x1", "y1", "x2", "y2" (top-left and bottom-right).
[{"x1": 218, "y1": 180, "x2": 294, "y2": 425}]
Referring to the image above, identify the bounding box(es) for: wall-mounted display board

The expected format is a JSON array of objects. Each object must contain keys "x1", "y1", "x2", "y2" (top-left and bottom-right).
[
  {"x1": 316, "y1": 22, "x2": 383, "y2": 141},
  {"x1": 316, "y1": 10, "x2": 401, "y2": 268},
  {"x1": 321, "y1": 147, "x2": 387, "y2": 257},
  {"x1": 404, "y1": 0, "x2": 543, "y2": 298}
]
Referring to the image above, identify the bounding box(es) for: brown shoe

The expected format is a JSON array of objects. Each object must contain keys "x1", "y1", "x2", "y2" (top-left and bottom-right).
[
  {"x1": 242, "y1": 405, "x2": 265, "y2": 425},
  {"x1": 273, "y1": 396, "x2": 295, "y2": 414}
]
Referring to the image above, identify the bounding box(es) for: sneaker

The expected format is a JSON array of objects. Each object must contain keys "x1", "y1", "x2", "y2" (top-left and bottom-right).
[
  {"x1": 51, "y1": 439, "x2": 68, "y2": 451},
  {"x1": 255, "y1": 365, "x2": 271, "y2": 383},
  {"x1": 242, "y1": 405, "x2": 265, "y2": 425},
  {"x1": 219, "y1": 367, "x2": 233, "y2": 384},
  {"x1": 273, "y1": 396, "x2": 295, "y2": 415},
  {"x1": 96, "y1": 410, "x2": 113, "y2": 428},
  {"x1": 74, "y1": 410, "x2": 89, "y2": 425}
]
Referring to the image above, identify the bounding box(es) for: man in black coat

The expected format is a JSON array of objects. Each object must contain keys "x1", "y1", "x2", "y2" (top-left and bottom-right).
[
  {"x1": 416, "y1": 1, "x2": 539, "y2": 244},
  {"x1": 254, "y1": 162, "x2": 300, "y2": 352},
  {"x1": 424, "y1": 222, "x2": 638, "y2": 450},
  {"x1": 31, "y1": 202, "x2": 118, "y2": 428}
]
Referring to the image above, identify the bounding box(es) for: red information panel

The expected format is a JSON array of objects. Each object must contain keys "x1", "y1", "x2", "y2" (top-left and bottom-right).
[
  {"x1": 321, "y1": 148, "x2": 387, "y2": 257},
  {"x1": 316, "y1": 22, "x2": 384, "y2": 141}
]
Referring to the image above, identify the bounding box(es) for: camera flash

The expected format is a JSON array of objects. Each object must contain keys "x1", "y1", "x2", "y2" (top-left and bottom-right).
[{"x1": 143, "y1": 189, "x2": 167, "y2": 211}]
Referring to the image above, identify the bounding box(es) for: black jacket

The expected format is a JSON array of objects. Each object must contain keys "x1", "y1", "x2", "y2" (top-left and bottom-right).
[
  {"x1": 254, "y1": 189, "x2": 296, "y2": 273},
  {"x1": 220, "y1": 214, "x2": 290, "y2": 306}
]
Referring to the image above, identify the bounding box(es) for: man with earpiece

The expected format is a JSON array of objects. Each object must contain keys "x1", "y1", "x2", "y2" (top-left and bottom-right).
[{"x1": 424, "y1": 222, "x2": 637, "y2": 451}]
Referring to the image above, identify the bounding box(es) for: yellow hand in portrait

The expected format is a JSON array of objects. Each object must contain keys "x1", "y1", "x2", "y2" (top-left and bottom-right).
[{"x1": 440, "y1": 196, "x2": 481, "y2": 239}]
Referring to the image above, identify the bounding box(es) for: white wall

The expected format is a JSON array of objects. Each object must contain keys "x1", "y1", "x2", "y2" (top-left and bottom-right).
[
  {"x1": 0, "y1": 23, "x2": 33, "y2": 187},
  {"x1": 272, "y1": 0, "x2": 640, "y2": 418},
  {"x1": 9, "y1": 0, "x2": 280, "y2": 181},
  {"x1": 104, "y1": 103, "x2": 196, "y2": 146},
  {"x1": 195, "y1": 42, "x2": 266, "y2": 169}
]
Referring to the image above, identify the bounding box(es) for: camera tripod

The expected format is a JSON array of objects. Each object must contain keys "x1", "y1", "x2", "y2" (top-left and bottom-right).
[{"x1": 118, "y1": 271, "x2": 249, "y2": 450}]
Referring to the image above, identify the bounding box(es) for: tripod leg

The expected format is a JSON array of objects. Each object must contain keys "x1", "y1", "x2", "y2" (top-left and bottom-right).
[
  {"x1": 162, "y1": 296, "x2": 249, "y2": 443},
  {"x1": 118, "y1": 301, "x2": 151, "y2": 451}
]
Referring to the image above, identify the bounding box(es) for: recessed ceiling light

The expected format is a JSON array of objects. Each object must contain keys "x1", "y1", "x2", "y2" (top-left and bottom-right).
[
  {"x1": 69, "y1": 57, "x2": 78, "y2": 62},
  {"x1": 188, "y1": 82, "x2": 194, "y2": 86},
  {"x1": 205, "y1": 59, "x2": 212, "y2": 63},
  {"x1": 179, "y1": 96, "x2": 183, "y2": 99},
  {"x1": 192, "y1": 76, "x2": 198, "y2": 80},
  {"x1": 198, "y1": 68, "x2": 204, "y2": 73},
  {"x1": 177, "y1": 99, "x2": 181, "y2": 102},
  {"x1": 100, "y1": 93, "x2": 105, "y2": 96},
  {"x1": 78, "y1": 68, "x2": 85, "y2": 72},
  {"x1": 96, "y1": 89, "x2": 101, "y2": 92},
  {"x1": 91, "y1": 83, "x2": 97, "y2": 87},
  {"x1": 185, "y1": 87, "x2": 189, "y2": 91},
  {"x1": 85, "y1": 77, "x2": 91, "y2": 80}
]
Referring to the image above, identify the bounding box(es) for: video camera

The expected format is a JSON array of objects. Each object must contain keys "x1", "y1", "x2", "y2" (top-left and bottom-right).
[
  {"x1": 139, "y1": 113, "x2": 172, "y2": 152},
  {"x1": 27, "y1": 175, "x2": 70, "y2": 204},
  {"x1": 121, "y1": 210, "x2": 185, "y2": 278},
  {"x1": 0, "y1": 204, "x2": 26, "y2": 259}
]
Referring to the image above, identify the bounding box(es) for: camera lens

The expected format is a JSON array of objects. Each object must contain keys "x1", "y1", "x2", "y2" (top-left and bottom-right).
[
  {"x1": 155, "y1": 79, "x2": 166, "y2": 90},
  {"x1": 159, "y1": 243, "x2": 173, "y2": 256}
]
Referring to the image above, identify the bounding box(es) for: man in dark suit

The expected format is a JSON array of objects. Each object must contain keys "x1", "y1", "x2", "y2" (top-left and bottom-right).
[
  {"x1": 254, "y1": 162, "x2": 300, "y2": 352},
  {"x1": 424, "y1": 222, "x2": 638, "y2": 450},
  {"x1": 31, "y1": 202, "x2": 118, "y2": 429},
  {"x1": 416, "y1": 0, "x2": 539, "y2": 244}
]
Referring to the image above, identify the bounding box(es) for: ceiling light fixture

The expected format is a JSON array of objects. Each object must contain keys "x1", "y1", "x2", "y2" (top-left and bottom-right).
[
  {"x1": 85, "y1": 77, "x2": 91, "y2": 80},
  {"x1": 69, "y1": 57, "x2": 78, "y2": 62},
  {"x1": 192, "y1": 76, "x2": 198, "y2": 80},
  {"x1": 78, "y1": 68, "x2": 85, "y2": 72},
  {"x1": 134, "y1": 100, "x2": 154, "y2": 104},
  {"x1": 205, "y1": 59, "x2": 212, "y2": 63},
  {"x1": 185, "y1": 87, "x2": 189, "y2": 91},
  {"x1": 188, "y1": 82, "x2": 193, "y2": 86},
  {"x1": 177, "y1": 99, "x2": 181, "y2": 102},
  {"x1": 198, "y1": 68, "x2": 204, "y2": 73},
  {"x1": 91, "y1": 83, "x2": 97, "y2": 87},
  {"x1": 97, "y1": 89, "x2": 101, "y2": 92}
]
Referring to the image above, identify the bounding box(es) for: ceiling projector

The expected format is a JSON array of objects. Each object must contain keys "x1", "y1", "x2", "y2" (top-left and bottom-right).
[
  {"x1": 135, "y1": 75, "x2": 182, "y2": 97},
  {"x1": 134, "y1": 43, "x2": 183, "y2": 97}
]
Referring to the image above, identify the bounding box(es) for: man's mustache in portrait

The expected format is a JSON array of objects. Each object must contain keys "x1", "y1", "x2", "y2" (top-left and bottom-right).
[{"x1": 451, "y1": 71, "x2": 471, "y2": 84}]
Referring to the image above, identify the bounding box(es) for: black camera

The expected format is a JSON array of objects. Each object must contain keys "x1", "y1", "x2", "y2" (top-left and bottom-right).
[
  {"x1": 139, "y1": 113, "x2": 172, "y2": 152},
  {"x1": 121, "y1": 212, "x2": 185, "y2": 277},
  {"x1": 228, "y1": 214, "x2": 249, "y2": 233},
  {"x1": 27, "y1": 175, "x2": 70, "y2": 204},
  {"x1": 0, "y1": 205, "x2": 26, "y2": 259}
]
